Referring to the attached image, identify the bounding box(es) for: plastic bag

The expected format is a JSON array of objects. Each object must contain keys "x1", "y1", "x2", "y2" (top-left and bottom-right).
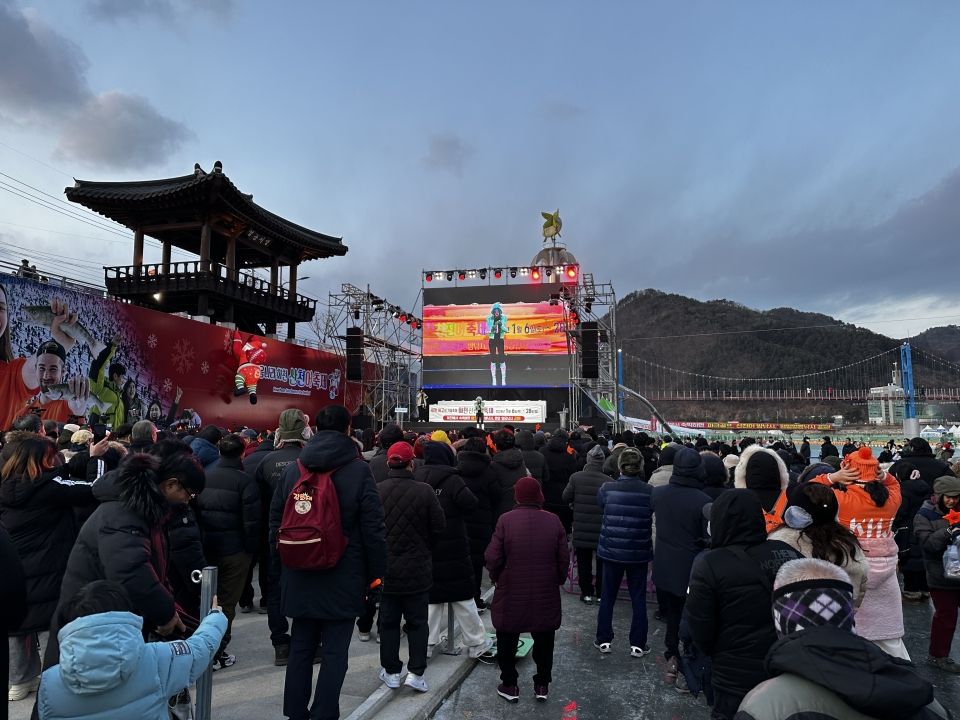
[{"x1": 943, "y1": 540, "x2": 960, "y2": 581}]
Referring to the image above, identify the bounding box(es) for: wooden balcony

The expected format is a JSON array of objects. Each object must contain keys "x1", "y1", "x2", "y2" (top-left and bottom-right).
[{"x1": 105, "y1": 261, "x2": 316, "y2": 327}]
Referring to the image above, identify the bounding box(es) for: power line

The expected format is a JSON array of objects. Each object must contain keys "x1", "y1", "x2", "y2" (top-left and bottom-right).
[{"x1": 0, "y1": 141, "x2": 74, "y2": 179}]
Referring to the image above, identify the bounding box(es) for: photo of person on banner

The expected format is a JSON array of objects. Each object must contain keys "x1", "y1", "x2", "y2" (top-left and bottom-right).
[
  {"x1": 486, "y1": 302, "x2": 508, "y2": 386},
  {"x1": 87, "y1": 338, "x2": 127, "y2": 429},
  {"x1": 23, "y1": 339, "x2": 92, "y2": 423}
]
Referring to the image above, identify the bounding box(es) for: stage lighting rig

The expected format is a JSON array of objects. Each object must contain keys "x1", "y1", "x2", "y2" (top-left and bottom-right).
[
  {"x1": 479, "y1": 269, "x2": 487, "y2": 280},
  {"x1": 446, "y1": 271, "x2": 454, "y2": 281},
  {"x1": 494, "y1": 268, "x2": 502, "y2": 279}
]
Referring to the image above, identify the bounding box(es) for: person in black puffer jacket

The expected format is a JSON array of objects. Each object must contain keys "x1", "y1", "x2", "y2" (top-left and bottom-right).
[
  {"x1": 377, "y1": 441, "x2": 445, "y2": 686},
  {"x1": 516, "y1": 430, "x2": 549, "y2": 485},
  {"x1": 196, "y1": 433, "x2": 260, "y2": 662},
  {"x1": 893, "y1": 461, "x2": 934, "y2": 600},
  {"x1": 456, "y1": 437, "x2": 502, "y2": 608},
  {"x1": 368, "y1": 423, "x2": 405, "y2": 484},
  {"x1": 1, "y1": 436, "x2": 96, "y2": 698},
  {"x1": 700, "y1": 451, "x2": 729, "y2": 501},
  {"x1": 562, "y1": 444, "x2": 607, "y2": 602},
  {"x1": 685, "y1": 490, "x2": 802, "y2": 719},
  {"x1": 490, "y1": 430, "x2": 527, "y2": 518},
  {"x1": 540, "y1": 430, "x2": 578, "y2": 533},
  {"x1": 416, "y1": 442, "x2": 490, "y2": 658},
  {"x1": 890, "y1": 437, "x2": 953, "y2": 487}
]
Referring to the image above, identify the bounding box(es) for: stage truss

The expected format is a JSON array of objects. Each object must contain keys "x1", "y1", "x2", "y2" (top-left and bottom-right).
[{"x1": 317, "y1": 283, "x2": 420, "y2": 427}]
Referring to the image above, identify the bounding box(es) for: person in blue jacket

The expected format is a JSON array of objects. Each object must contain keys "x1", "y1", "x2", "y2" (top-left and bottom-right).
[{"x1": 37, "y1": 580, "x2": 226, "y2": 720}]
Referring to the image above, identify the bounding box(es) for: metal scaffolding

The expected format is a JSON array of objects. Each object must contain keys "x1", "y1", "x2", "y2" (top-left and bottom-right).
[{"x1": 316, "y1": 283, "x2": 420, "y2": 428}]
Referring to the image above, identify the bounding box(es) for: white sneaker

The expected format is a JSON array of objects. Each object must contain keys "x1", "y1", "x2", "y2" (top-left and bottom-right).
[
  {"x1": 8, "y1": 677, "x2": 39, "y2": 701},
  {"x1": 404, "y1": 672, "x2": 428, "y2": 693},
  {"x1": 469, "y1": 636, "x2": 495, "y2": 659},
  {"x1": 378, "y1": 667, "x2": 404, "y2": 689}
]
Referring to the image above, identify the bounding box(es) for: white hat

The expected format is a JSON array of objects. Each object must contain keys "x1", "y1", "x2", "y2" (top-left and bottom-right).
[{"x1": 722, "y1": 454, "x2": 740, "y2": 470}]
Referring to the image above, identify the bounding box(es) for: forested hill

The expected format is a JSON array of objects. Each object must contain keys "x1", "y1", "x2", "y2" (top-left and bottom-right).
[
  {"x1": 912, "y1": 325, "x2": 960, "y2": 364},
  {"x1": 616, "y1": 289, "x2": 901, "y2": 382}
]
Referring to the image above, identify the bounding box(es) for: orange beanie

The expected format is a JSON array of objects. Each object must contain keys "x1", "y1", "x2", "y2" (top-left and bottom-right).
[{"x1": 841, "y1": 446, "x2": 879, "y2": 481}]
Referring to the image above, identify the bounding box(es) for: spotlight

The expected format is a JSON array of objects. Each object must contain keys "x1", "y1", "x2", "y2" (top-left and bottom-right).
[
  {"x1": 531, "y1": 268, "x2": 541, "y2": 281},
  {"x1": 509, "y1": 267, "x2": 517, "y2": 278},
  {"x1": 446, "y1": 271, "x2": 454, "y2": 281},
  {"x1": 467, "y1": 270, "x2": 476, "y2": 279},
  {"x1": 519, "y1": 267, "x2": 529, "y2": 276},
  {"x1": 479, "y1": 269, "x2": 487, "y2": 280},
  {"x1": 353, "y1": 307, "x2": 361, "y2": 320},
  {"x1": 415, "y1": 320, "x2": 422, "y2": 330},
  {"x1": 399, "y1": 312, "x2": 407, "y2": 322},
  {"x1": 584, "y1": 301, "x2": 592, "y2": 313},
  {"x1": 494, "y1": 268, "x2": 503, "y2": 279},
  {"x1": 407, "y1": 316, "x2": 415, "y2": 326},
  {"x1": 425, "y1": 272, "x2": 433, "y2": 282},
  {"x1": 545, "y1": 267, "x2": 552, "y2": 278},
  {"x1": 458, "y1": 270, "x2": 466, "y2": 281},
  {"x1": 566, "y1": 266, "x2": 577, "y2": 279},
  {"x1": 392, "y1": 308, "x2": 400, "y2": 318}
]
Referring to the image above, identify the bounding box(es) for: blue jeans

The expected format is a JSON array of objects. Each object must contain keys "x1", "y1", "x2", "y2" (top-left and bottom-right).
[{"x1": 595, "y1": 561, "x2": 648, "y2": 647}]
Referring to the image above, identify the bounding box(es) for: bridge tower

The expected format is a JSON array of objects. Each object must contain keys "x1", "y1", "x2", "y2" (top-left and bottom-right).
[{"x1": 901, "y1": 342, "x2": 920, "y2": 438}]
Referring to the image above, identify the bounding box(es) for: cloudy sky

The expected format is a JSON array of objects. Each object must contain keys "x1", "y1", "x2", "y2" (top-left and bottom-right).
[{"x1": 2, "y1": 0, "x2": 960, "y2": 339}]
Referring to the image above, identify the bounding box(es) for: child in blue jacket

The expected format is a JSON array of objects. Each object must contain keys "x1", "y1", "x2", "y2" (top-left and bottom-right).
[{"x1": 38, "y1": 580, "x2": 226, "y2": 720}]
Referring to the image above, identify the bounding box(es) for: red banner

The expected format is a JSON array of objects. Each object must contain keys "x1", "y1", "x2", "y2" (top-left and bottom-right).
[{"x1": 0, "y1": 274, "x2": 359, "y2": 432}]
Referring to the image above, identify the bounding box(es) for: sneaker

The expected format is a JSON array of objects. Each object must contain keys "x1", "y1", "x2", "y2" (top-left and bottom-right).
[
  {"x1": 475, "y1": 597, "x2": 488, "y2": 611},
  {"x1": 256, "y1": 605, "x2": 268, "y2": 615},
  {"x1": 928, "y1": 656, "x2": 960, "y2": 674},
  {"x1": 902, "y1": 591, "x2": 922, "y2": 602},
  {"x1": 8, "y1": 677, "x2": 39, "y2": 701},
  {"x1": 580, "y1": 595, "x2": 594, "y2": 604},
  {"x1": 379, "y1": 667, "x2": 405, "y2": 689},
  {"x1": 239, "y1": 604, "x2": 254, "y2": 614},
  {"x1": 469, "y1": 636, "x2": 495, "y2": 659},
  {"x1": 664, "y1": 657, "x2": 678, "y2": 686},
  {"x1": 593, "y1": 641, "x2": 612, "y2": 654},
  {"x1": 675, "y1": 671, "x2": 690, "y2": 694},
  {"x1": 358, "y1": 631, "x2": 371, "y2": 642},
  {"x1": 404, "y1": 672, "x2": 428, "y2": 693},
  {"x1": 534, "y1": 683, "x2": 549, "y2": 702},
  {"x1": 273, "y1": 644, "x2": 290, "y2": 667},
  {"x1": 630, "y1": 645, "x2": 651, "y2": 658},
  {"x1": 497, "y1": 683, "x2": 520, "y2": 703},
  {"x1": 214, "y1": 651, "x2": 236, "y2": 670}
]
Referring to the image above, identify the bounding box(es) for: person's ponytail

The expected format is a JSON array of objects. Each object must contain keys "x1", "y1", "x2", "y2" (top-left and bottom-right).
[{"x1": 862, "y1": 480, "x2": 890, "y2": 507}]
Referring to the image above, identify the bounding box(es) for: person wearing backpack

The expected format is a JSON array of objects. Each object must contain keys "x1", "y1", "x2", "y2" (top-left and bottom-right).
[{"x1": 269, "y1": 404, "x2": 387, "y2": 720}]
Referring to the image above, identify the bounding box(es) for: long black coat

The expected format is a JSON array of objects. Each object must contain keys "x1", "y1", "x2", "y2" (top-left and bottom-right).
[
  {"x1": 651, "y1": 473, "x2": 711, "y2": 596},
  {"x1": 485, "y1": 505, "x2": 569, "y2": 634},
  {"x1": 269, "y1": 431, "x2": 387, "y2": 620},
  {"x1": 561, "y1": 460, "x2": 606, "y2": 550},
  {"x1": 540, "y1": 436, "x2": 578, "y2": 530},
  {"x1": 894, "y1": 475, "x2": 933, "y2": 565},
  {"x1": 197, "y1": 455, "x2": 260, "y2": 557},
  {"x1": 685, "y1": 490, "x2": 802, "y2": 697},
  {"x1": 890, "y1": 454, "x2": 953, "y2": 487},
  {"x1": 0, "y1": 468, "x2": 94, "y2": 633},
  {"x1": 414, "y1": 463, "x2": 478, "y2": 603},
  {"x1": 490, "y1": 447, "x2": 527, "y2": 517},
  {"x1": 378, "y1": 467, "x2": 445, "y2": 594},
  {"x1": 517, "y1": 429, "x2": 549, "y2": 484},
  {"x1": 456, "y1": 450, "x2": 501, "y2": 565}
]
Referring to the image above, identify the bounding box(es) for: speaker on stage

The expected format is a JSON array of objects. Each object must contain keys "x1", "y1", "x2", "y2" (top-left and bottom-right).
[
  {"x1": 346, "y1": 327, "x2": 363, "y2": 382},
  {"x1": 581, "y1": 321, "x2": 599, "y2": 379}
]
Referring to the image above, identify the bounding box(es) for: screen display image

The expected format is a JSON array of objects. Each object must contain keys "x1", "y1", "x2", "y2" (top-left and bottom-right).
[{"x1": 422, "y1": 283, "x2": 570, "y2": 389}]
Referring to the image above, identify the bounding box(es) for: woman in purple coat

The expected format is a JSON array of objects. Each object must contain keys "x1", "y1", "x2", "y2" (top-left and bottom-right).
[{"x1": 485, "y1": 476, "x2": 570, "y2": 704}]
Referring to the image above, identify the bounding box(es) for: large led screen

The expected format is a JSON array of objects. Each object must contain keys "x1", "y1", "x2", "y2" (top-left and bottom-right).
[{"x1": 422, "y1": 284, "x2": 570, "y2": 388}]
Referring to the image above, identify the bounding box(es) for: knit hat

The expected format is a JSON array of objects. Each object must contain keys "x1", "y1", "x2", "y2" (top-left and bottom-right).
[
  {"x1": 586, "y1": 444, "x2": 606, "y2": 470},
  {"x1": 387, "y1": 441, "x2": 414, "y2": 466},
  {"x1": 379, "y1": 423, "x2": 405, "y2": 448},
  {"x1": 722, "y1": 454, "x2": 740, "y2": 470},
  {"x1": 773, "y1": 563, "x2": 855, "y2": 638},
  {"x1": 820, "y1": 454, "x2": 841, "y2": 471},
  {"x1": 423, "y1": 440, "x2": 456, "y2": 467},
  {"x1": 784, "y1": 483, "x2": 839, "y2": 530},
  {"x1": 934, "y1": 475, "x2": 960, "y2": 497},
  {"x1": 671, "y1": 446, "x2": 705, "y2": 480},
  {"x1": 277, "y1": 409, "x2": 307, "y2": 441},
  {"x1": 514, "y1": 476, "x2": 544, "y2": 505},
  {"x1": 618, "y1": 447, "x2": 644, "y2": 477},
  {"x1": 659, "y1": 443, "x2": 680, "y2": 467},
  {"x1": 840, "y1": 446, "x2": 879, "y2": 481},
  {"x1": 430, "y1": 430, "x2": 453, "y2": 447}
]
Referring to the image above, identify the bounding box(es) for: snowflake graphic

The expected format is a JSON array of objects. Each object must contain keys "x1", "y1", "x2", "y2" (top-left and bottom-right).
[
  {"x1": 223, "y1": 331, "x2": 234, "y2": 351},
  {"x1": 200, "y1": 361, "x2": 210, "y2": 375},
  {"x1": 170, "y1": 338, "x2": 195, "y2": 374},
  {"x1": 162, "y1": 378, "x2": 173, "y2": 393},
  {"x1": 147, "y1": 334, "x2": 158, "y2": 349}
]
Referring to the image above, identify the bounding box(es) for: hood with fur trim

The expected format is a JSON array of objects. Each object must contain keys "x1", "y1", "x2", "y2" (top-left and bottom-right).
[
  {"x1": 97, "y1": 453, "x2": 168, "y2": 527},
  {"x1": 735, "y1": 445, "x2": 789, "y2": 511}
]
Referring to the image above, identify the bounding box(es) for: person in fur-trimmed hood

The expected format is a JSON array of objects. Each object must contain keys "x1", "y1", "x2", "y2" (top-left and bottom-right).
[{"x1": 734, "y1": 444, "x2": 791, "y2": 533}]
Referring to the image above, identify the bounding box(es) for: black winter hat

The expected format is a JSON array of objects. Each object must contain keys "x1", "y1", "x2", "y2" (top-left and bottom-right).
[
  {"x1": 701, "y1": 452, "x2": 727, "y2": 488},
  {"x1": 672, "y1": 447, "x2": 705, "y2": 480},
  {"x1": 659, "y1": 443, "x2": 680, "y2": 467},
  {"x1": 744, "y1": 451, "x2": 781, "y2": 490}
]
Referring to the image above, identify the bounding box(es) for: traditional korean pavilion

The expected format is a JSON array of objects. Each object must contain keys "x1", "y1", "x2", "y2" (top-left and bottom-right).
[{"x1": 66, "y1": 161, "x2": 346, "y2": 338}]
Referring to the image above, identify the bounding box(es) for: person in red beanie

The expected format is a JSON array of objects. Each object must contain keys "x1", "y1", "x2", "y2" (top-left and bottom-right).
[{"x1": 485, "y1": 476, "x2": 569, "y2": 704}]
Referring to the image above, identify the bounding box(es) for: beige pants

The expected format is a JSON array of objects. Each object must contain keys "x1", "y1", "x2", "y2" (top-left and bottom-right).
[{"x1": 427, "y1": 600, "x2": 487, "y2": 649}]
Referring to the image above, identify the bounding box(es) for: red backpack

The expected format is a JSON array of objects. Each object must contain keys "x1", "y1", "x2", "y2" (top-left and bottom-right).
[{"x1": 277, "y1": 460, "x2": 348, "y2": 570}]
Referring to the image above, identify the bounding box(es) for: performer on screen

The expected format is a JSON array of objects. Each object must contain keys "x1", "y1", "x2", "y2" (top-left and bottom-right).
[
  {"x1": 486, "y1": 302, "x2": 508, "y2": 386},
  {"x1": 474, "y1": 395, "x2": 485, "y2": 429},
  {"x1": 416, "y1": 387, "x2": 429, "y2": 422}
]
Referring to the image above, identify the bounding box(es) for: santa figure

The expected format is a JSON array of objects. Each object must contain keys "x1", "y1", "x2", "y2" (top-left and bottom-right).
[{"x1": 232, "y1": 333, "x2": 267, "y2": 404}]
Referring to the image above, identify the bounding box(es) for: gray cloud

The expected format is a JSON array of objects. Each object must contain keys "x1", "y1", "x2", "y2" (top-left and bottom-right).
[
  {"x1": 540, "y1": 100, "x2": 584, "y2": 119},
  {"x1": 423, "y1": 133, "x2": 472, "y2": 176},
  {"x1": 84, "y1": 0, "x2": 234, "y2": 23},
  {"x1": 55, "y1": 92, "x2": 193, "y2": 169},
  {"x1": 0, "y1": 0, "x2": 89, "y2": 113},
  {"x1": 0, "y1": 0, "x2": 191, "y2": 168}
]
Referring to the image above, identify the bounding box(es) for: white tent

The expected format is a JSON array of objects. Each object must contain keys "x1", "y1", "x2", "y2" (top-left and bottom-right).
[
  {"x1": 950, "y1": 425, "x2": 960, "y2": 436},
  {"x1": 937, "y1": 425, "x2": 947, "y2": 432},
  {"x1": 921, "y1": 425, "x2": 938, "y2": 438}
]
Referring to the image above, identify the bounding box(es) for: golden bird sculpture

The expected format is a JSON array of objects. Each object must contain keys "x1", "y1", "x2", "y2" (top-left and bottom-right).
[{"x1": 541, "y1": 209, "x2": 562, "y2": 241}]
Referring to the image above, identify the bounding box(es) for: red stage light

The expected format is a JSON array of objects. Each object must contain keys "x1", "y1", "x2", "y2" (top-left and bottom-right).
[
  {"x1": 399, "y1": 313, "x2": 407, "y2": 322},
  {"x1": 425, "y1": 273, "x2": 433, "y2": 282},
  {"x1": 531, "y1": 268, "x2": 541, "y2": 281},
  {"x1": 458, "y1": 271, "x2": 466, "y2": 281},
  {"x1": 566, "y1": 266, "x2": 577, "y2": 278},
  {"x1": 494, "y1": 269, "x2": 502, "y2": 279}
]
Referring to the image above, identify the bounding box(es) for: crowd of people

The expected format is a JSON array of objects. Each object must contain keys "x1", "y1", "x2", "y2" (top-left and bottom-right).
[{"x1": 2, "y1": 411, "x2": 959, "y2": 719}]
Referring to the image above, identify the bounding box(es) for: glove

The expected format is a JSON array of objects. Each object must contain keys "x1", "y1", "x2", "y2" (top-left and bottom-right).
[{"x1": 366, "y1": 578, "x2": 383, "y2": 606}]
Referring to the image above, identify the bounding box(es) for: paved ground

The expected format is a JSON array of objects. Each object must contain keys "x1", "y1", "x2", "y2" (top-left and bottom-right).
[{"x1": 9, "y1": 589, "x2": 959, "y2": 719}]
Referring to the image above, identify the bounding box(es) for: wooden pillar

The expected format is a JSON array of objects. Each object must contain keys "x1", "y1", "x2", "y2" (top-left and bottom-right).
[
  {"x1": 199, "y1": 220, "x2": 211, "y2": 273},
  {"x1": 267, "y1": 260, "x2": 279, "y2": 336},
  {"x1": 226, "y1": 237, "x2": 237, "y2": 277},
  {"x1": 161, "y1": 241, "x2": 171, "y2": 275},
  {"x1": 133, "y1": 228, "x2": 144, "y2": 278},
  {"x1": 286, "y1": 263, "x2": 298, "y2": 340}
]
